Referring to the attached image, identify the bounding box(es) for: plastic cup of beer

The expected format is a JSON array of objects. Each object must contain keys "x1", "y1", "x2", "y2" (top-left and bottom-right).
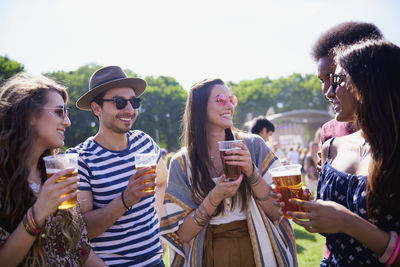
[
  {"x1": 217, "y1": 140, "x2": 243, "y2": 181},
  {"x1": 43, "y1": 153, "x2": 79, "y2": 209},
  {"x1": 269, "y1": 164, "x2": 307, "y2": 218},
  {"x1": 135, "y1": 153, "x2": 158, "y2": 193}
]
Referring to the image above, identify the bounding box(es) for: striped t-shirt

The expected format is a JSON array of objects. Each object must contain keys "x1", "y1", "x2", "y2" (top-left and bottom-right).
[{"x1": 68, "y1": 130, "x2": 163, "y2": 267}]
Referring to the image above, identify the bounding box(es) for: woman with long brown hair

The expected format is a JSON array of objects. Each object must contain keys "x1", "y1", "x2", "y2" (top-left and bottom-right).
[
  {"x1": 0, "y1": 73, "x2": 106, "y2": 266},
  {"x1": 289, "y1": 39, "x2": 400, "y2": 266},
  {"x1": 160, "y1": 78, "x2": 297, "y2": 266}
]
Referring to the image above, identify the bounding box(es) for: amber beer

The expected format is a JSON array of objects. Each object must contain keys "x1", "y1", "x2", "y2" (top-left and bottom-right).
[
  {"x1": 270, "y1": 164, "x2": 306, "y2": 219},
  {"x1": 217, "y1": 140, "x2": 244, "y2": 181},
  {"x1": 136, "y1": 164, "x2": 156, "y2": 193},
  {"x1": 46, "y1": 169, "x2": 78, "y2": 209},
  {"x1": 219, "y1": 148, "x2": 241, "y2": 181}
]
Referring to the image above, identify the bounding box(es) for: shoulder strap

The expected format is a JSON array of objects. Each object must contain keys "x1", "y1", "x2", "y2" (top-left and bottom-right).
[{"x1": 327, "y1": 138, "x2": 335, "y2": 159}]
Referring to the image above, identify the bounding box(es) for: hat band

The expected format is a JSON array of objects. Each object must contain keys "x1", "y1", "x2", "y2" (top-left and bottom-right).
[{"x1": 91, "y1": 76, "x2": 127, "y2": 89}]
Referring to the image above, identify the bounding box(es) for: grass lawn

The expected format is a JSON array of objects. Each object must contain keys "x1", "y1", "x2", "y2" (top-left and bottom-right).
[
  {"x1": 292, "y1": 222, "x2": 325, "y2": 266},
  {"x1": 163, "y1": 222, "x2": 325, "y2": 267}
]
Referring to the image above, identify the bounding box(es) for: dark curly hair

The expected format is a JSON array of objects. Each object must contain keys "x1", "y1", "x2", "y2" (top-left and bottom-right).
[{"x1": 311, "y1": 21, "x2": 383, "y2": 61}]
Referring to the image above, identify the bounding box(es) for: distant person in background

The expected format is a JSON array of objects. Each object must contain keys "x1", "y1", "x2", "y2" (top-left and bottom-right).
[
  {"x1": 304, "y1": 142, "x2": 319, "y2": 196},
  {"x1": 311, "y1": 21, "x2": 383, "y2": 147},
  {"x1": 250, "y1": 116, "x2": 275, "y2": 143},
  {"x1": 161, "y1": 148, "x2": 168, "y2": 160},
  {"x1": 287, "y1": 147, "x2": 300, "y2": 165}
]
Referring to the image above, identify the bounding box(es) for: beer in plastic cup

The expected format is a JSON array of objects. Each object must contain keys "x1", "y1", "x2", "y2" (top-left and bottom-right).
[
  {"x1": 269, "y1": 164, "x2": 308, "y2": 218},
  {"x1": 135, "y1": 153, "x2": 158, "y2": 193},
  {"x1": 217, "y1": 140, "x2": 243, "y2": 181},
  {"x1": 43, "y1": 153, "x2": 79, "y2": 209}
]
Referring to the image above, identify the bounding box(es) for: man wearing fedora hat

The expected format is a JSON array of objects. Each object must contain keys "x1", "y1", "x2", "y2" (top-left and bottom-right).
[{"x1": 68, "y1": 66, "x2": 167, "y2": 266}]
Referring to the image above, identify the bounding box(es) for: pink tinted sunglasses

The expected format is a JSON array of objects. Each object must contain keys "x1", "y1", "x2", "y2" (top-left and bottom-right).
[{"x1": 215, "y1": 94, "x2": 238, "y2": 107}]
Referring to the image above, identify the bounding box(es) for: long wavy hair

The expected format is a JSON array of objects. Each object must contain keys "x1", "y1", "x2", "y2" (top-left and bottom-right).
[
  {"x1": 182, "y1": 78, "x2": 248, "y2": 214},
  {"x1": 0, "y1": 73, "x2": 80, "y2": 266},
  {"x1": 335, "y1": 39, "x2": 400, "y2": 219}
]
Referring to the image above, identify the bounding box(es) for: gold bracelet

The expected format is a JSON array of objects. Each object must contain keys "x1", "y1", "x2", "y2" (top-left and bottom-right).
[
  {"x1": 247, "y1": 164, "x2": 260, "y2": 185},
  {"x1": 192, "y1": 211, "x2": 208, "y2": 227},
  {"x1": 208, "y1": 191, "x2": 219, "y2": 208}
]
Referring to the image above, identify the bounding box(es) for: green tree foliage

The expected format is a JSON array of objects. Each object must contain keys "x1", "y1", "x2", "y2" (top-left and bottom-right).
[
  {"x1": 230, "y1": 73, "x2": 328, "y2": 126},
  {"x1": 46, "y1": 66, "x2": 187, "y2": 152},
  {"x1": 0, "y1": 55, "x2": 24, "y2": 84},
  {"x1": 135, "y1": 76, "x2": 187, "y2": 152},
  {"x1": 4, "y1": 57, "x2": 327, "y2": 152},
  {"x1": 45, "y1": 64, "x2": 102, "y2": 147}
]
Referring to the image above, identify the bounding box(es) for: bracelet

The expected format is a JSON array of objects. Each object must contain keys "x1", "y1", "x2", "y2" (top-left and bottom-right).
[
  {"x1": 30, "y1": 207, "x2": 44, "y2": 232},
  {"x1": 386, "y1": 236, "x2": 400, "y2": 266},
  {"x1": 208, "y1": 191, "x2": 219, "y2": 208},
  {"x1": 192, "y1": 211, "x2": 208, "y2": 227},
  {"x1": 247, "y1": 164, "x2": 260, "y2": 185},
  {"x1": 252, "y1": 191, "x2": 271, "y2": 202},
  {"x1": 121, "y1": 191, "x2": 131, "y2": 210},
  {"x1": 197, "y1": 203, "x2": 211, "y2": 220},
  {"x1": 23, "y1": 214, "x2": 36, "y2": 236},
  {"x1": 379, "y1": 231, "x2": 398, "y2": 263}
]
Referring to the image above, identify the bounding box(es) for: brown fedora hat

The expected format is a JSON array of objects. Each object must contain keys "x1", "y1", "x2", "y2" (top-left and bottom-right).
[{"x1": 76, "y1": 66, "x2": 147, "y2": 110}]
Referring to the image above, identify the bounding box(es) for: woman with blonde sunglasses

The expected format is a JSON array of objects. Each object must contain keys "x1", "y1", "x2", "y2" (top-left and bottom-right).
[{"x1": 160, "y1": 78, "x2": 297, "y2": 267}]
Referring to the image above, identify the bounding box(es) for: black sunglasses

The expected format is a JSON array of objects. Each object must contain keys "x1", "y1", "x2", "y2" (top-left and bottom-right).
[
  {"x1": 43, "y1": 105, "x2": 69, "y2": 120},
  {"x1": 102, "y1": 96, "x2": 141, "y2": 110},
  {"x1": 329, "y1": 73, "x2": 346, "y2": 94}
]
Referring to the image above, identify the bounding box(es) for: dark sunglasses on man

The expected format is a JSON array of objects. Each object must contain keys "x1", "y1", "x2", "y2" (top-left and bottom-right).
[{"x1": 102, "y1": 96, "x2": 141, "y2": 110}]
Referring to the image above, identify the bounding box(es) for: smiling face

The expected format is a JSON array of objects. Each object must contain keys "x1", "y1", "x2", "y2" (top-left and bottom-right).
[
  {"x1": 31, "y1": 90, "x2": 71, "y2": 150},
  {"x1": 206, "y1": 84, "x2": 235, "y2": 131},
  {"x1": 327, "y1": 66, "x2": 359, "y2": 122},
  {"x1": 93, "y1": 87, "x2": 138, "y2": 134}
]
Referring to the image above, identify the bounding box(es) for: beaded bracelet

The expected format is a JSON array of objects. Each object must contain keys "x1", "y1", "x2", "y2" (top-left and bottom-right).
[
  {"x1": 386, "y1": 236, "x2": 400, "y2": 266},
  {"x1": 121, "y1": 191, "x2": 131, "y2": 210},
  {"x1": 379, "y1": 231, "x2": 398, "y2": 263}
]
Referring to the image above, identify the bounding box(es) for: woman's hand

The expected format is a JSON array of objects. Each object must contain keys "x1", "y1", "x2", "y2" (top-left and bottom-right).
[
  {"x1": 210, "y1": 174, "x2": 243, "y2": 204},
  {"x1": 33, "y1": 168, "x2": 80, "y2": 225},
  {"x1": 288, "y1": 199, "x2": 352, "y2": 234},
  {"x1": 224, "y1": 141, "x2": 253, "y2": 177}
]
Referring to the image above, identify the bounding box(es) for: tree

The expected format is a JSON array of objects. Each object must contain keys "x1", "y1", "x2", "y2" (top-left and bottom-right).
[
  {"x1": 230, "y1": 74, "x2": 328, "y2": 127},
  {"x1": 45, "y1": 64, "x2": 102, "y2": 147},
  {"x1": 0, "y1": 55, "x2": 24, "y2": 84},
  {"x1": 135, "y1": 76, "x2": 187, "y2": 152}
]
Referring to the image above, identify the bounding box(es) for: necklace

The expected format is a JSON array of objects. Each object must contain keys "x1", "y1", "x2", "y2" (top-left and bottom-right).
[
  {"x1": 359, "y1": 142, "x2": 370, "y2": 160},
  {"x1": 30, "y1": 182, "x2": 41, "y2": 193}
]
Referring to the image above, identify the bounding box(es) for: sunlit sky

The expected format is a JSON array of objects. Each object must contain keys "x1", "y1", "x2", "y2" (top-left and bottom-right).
[{"x1": 1, "y1": 0, "x2": 399, "y2": 89}]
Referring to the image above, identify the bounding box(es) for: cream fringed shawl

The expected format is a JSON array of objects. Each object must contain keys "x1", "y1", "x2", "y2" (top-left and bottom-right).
[{"x1": 160, "y1": 133, "x2": 298, "y2": 267}]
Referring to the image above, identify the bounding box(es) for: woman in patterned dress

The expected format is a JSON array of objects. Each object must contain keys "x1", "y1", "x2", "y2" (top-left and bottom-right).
[
  {"x1": 0, "y1": 73, "x2": 106, "y2": 266},
  {"x1": 289, "y1": 39, "x2": 400, "y2": 266}
]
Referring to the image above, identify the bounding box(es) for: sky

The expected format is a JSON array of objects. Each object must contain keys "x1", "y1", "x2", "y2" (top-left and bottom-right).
[{"x1": 1, "y1": 0, "x2": 399, "y2": 90}]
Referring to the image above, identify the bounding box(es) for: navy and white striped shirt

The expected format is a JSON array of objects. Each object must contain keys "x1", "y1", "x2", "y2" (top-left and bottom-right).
[{"x1": 68, "y1": 131, "x2": 163, "y2": 267}]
